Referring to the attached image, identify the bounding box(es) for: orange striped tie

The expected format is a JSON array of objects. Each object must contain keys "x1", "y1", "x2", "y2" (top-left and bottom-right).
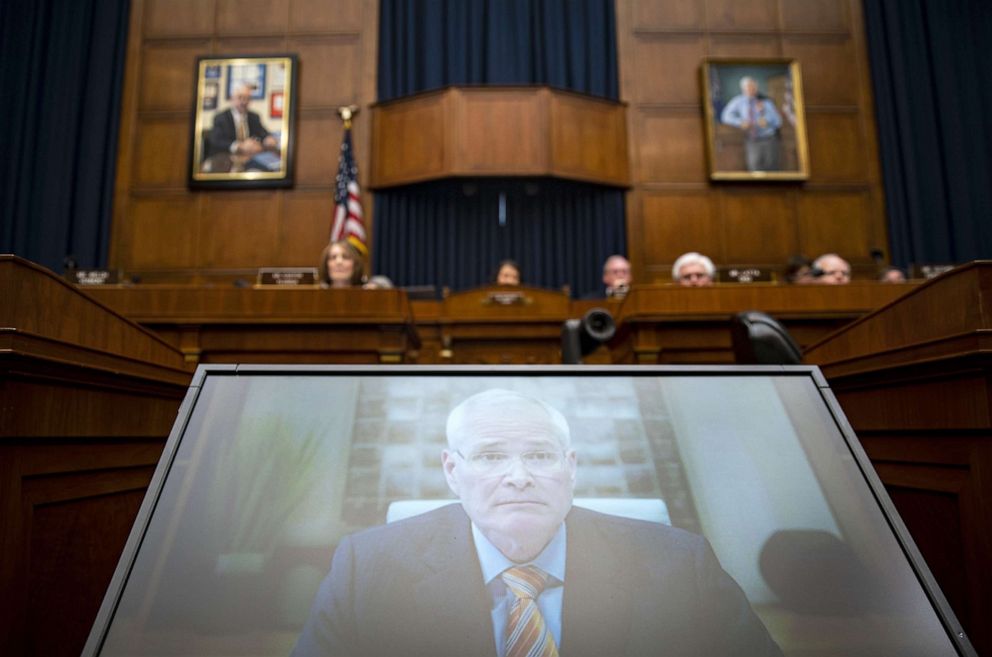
[{"x1": 501, "y1": 566, "x2": 559, "y2": 657}]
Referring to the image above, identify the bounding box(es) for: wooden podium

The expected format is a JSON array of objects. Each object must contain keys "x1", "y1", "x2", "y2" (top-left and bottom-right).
[
  {"x1": 426, "y1": 285, "x2": 573, "y2": 364},
  {"x1": 0, "y1": 256, "x2": 191, "y2": 657},
  {"x1": 369, "y1": 86, "x2": 630, "y2": 188},
  {"x1": 805, "y1": 262, "x2": 992, "y2": 656}
]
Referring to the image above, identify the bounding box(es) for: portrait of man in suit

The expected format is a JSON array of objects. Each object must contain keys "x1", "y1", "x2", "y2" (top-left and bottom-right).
[
  {"x1": 293, "y1": 388, "x2": 783, "y2": 657},
  {"x1": 206, "y1": 81, "x2": 278, "y2": 159}
]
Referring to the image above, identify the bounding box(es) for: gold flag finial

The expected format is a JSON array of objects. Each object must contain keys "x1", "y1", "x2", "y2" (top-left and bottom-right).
[{"x1": 337, "y1": 105, "x2": 360, "y2": 128}]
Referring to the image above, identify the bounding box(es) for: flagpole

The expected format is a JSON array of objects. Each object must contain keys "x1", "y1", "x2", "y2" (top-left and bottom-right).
[{"x1": 330, "y1": 105, "x2": 368, "y2": 257}]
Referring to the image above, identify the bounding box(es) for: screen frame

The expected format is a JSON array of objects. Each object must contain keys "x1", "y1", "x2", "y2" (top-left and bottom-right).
[{"x1": 81, "y1": 364, "x2": 976, "y2": 657}]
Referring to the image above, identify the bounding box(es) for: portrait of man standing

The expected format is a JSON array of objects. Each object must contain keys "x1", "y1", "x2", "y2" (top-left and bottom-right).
[
  {"x1": 293, "y1": 389, "x2": 783, "y2": 657},
  {"x1": 720, "y1": 76, "x2": 783, "y2": 172}
]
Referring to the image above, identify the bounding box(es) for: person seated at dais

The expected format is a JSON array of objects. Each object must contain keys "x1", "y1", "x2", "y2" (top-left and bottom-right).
[
  {"x1": 879, "y1": 266, "x2": 907, "y2": 283},
  {"x1": 494, "y1": 260, "x2": 522, "y2": 286},
  {"x1": 812, "y1": 253, "x2": 851, "y2": 285},
  {"x1": 672, "y1": 252, "x2": 716, "y2": 287},
  {"x1": 319, "y1": 240, "x2": 366, "y2": 288}
]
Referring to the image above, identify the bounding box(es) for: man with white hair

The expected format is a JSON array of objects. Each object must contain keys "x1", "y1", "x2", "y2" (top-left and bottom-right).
[
  {"x1": 720, "y1": 75, "x2": 783, "y2": 171},
  {"x1": 672, "y1": 252, "x2": 716, "y2": 287},
  {"x1": 294, "y1": 389, "x2": 782, "y2": 657},
  {"x1": 206, "y1": 81, "x2": 278, "y2": 159},
  {"x1": 812, "y1": 253, "x2": 852, "y2": 285}
]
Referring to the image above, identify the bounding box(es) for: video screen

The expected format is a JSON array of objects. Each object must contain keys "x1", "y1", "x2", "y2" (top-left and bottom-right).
[{"x1": 86, "y1": 369, "x2": 967, "y2": 656}]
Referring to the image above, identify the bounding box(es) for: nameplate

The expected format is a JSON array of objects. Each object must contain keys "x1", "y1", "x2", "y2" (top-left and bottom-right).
[
  {"x1": 484, "y1": 291, "x2": 531, "y2": 306},
  {"x1": 71, "y1": 269, "x2": 118, "y2": 286},
  {"x1": 721, "y1": 268, "x2": 772, "y2": 283},
  {"x1": 915, "y1": 264, "x2": 955, "y2": 280},
  {"x1": 256, "y1": 267, "x2": 319, "y2": 286}
]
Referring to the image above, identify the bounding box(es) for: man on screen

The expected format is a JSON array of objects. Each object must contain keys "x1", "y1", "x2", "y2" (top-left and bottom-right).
[{"x1": 293, "y1": 389, "x2": 782, "y2": 657}]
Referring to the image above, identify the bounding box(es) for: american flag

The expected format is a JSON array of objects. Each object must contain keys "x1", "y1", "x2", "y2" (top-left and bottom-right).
[{"x1": 329, "y1": 125, "x2": 367, "y2": 256}]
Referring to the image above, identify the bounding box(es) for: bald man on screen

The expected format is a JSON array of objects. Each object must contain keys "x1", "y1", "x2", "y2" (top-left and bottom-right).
[{"x1": 293, "y1": 390, "x2": 782, "y2": 657}]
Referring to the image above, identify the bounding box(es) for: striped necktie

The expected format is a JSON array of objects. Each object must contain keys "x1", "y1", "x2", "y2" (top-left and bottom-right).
[
  {"x1": 236, "y1": 113, "x2": 248, "y2": 142},
  {"x1": 501, "y1": 565, "x2": 559, "y2": 657}
]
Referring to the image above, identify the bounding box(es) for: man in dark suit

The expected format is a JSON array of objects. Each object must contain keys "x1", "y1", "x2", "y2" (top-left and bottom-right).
[
  {"x1": 582, "y1": 254, "x2": 632, "y2": 299},
  {"x1": 206, "y1": 82, "x2": 277, "y2": 158},
  {"x1": 294, "y1": 389, "x2": 783, "y2": 657}
]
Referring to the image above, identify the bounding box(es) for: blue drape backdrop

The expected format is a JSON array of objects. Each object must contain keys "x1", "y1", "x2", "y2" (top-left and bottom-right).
[
  {"x1": 0, "y1": 0, "x2": 129, "y2": 273},
  {"x1": 378, "y1": 0, "x2": 618, "y2": 101},
  {"x1": 863, "y1": 0, "x2": 992, "y2": 267},
  {"x1": 374, "y1": 179, "x2": 626, "y2": 295},
  {"x1": 374, "y1": 0, "x2": 624, "y2": 297}
]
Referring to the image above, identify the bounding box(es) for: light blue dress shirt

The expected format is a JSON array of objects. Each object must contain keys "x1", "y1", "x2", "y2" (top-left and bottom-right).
[
  {"x1": 471, "y1": 522, "x2": 567, "y2": 657},
  {"x1": 720, "y1": 94, "x2": 782, "y2": 139}
]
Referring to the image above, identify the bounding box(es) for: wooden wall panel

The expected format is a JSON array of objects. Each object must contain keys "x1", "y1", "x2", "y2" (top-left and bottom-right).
[
  {"x1": 132, "y1": 119, "x2": 190, "y2": 187},
  {"x1": 143, "y1": 0, "x2": 215, "y2": 37},
  {"x1": 636, "y1": 112, "x2": 708, "y2": 183},
  {"x1": 632, "y1": 0, "x2": 704, "y2": 29},
  {"x1": 708, "y1": 35, "x2": 781, "y2": 58},
  {"x1": 629, "y1": 36, "x2": 707, "y2": 105},
  {"x1": 139, "y1": 44, "x2": 202, "y2": 111},
  {"x1": 127, "y1": 196, "x2": 200, "y2": 269},
  {"x1": 290, "y1": 0, "x2": 364, "y2": 32},
  {"x1": 617, "y1": 0, "x2": 888, "y2": 281},
  {"x1": 642, "y1": 193, "x2": 718, "y2": 277},
  {"x1": 797, "y1": 191, "x2": 871, "y2": 262},
  {"x1": 199, "y1": 192, "x2": 281, "y2": 267},
  {"x1": 280, "y1": 194, "x2": 336, "y2": 264},
  {"x1": 807, "y1": 112, "x2": 868, "y2": 182},
  {"x1": 721, "y1": 192, "x2": 796, "y2": 262},
  {"x1": 216, "y1": 0, "x2": 289, "y2": 34},
  {"x1": 296, "y1": 114, "x2": 343, "y2": 185},
  {"x1": 293, "y1": 37, "x2": 361, "y2": 107},
  {"x1": 780, "y1": 0, "x2": 850, "y2": 31},
  {"x1": 704, "y1": 0, "x2": 778, "y2": 30},
  {"x1": 111, "y1": 0, "x2": 379, "y2": 281},
  {"x1": 783, "y1": 37, "x2": 859, "y2": 106}
]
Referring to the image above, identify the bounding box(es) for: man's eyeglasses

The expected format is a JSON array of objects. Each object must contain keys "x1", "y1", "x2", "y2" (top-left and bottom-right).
[{"x1": 456, "y1": 449, "x2": 566, "y2": 476}]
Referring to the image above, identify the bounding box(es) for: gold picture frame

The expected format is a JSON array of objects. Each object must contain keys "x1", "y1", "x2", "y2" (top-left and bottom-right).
[
  {"x1": 189, "y1": 54, "x2": 297, "y2": 189},
  {"x1": 701, "y1": 59, "x2": 809, "y2": 181}
]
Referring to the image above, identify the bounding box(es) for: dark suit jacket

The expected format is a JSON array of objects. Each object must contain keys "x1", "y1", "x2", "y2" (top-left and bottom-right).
[
  {"x1": 206, "y1": 108, "x2": 271, "y2": 156},
  {"x1": 293, "y1": 504, "x2": 782, "y2": 657}
]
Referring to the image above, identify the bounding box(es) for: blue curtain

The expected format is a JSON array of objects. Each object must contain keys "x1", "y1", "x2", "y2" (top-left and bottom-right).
[
  {"x1": 378, "y1": 0, "x2": 618, "y2": 101},
  {"x1": 373, "y1": 179, "x2": 625, "y2": 297},
  {"x1": 863, "y1": 0, "x2": 992, "y2": 267},
  {"x1": 375, "y1": 0, "x2": 625, "y2": 295},
  {"x1": 0, "y1": 0, "x2": 129, "y2": 272}
]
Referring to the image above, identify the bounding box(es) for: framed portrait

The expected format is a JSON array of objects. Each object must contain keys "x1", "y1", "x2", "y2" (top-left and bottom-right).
[
  {"x1": 702, "y1": 59, "x2": 809, "y2": 181},
  {"x1": 188, "y1": 54, "x2": 298, "y2": 190}
]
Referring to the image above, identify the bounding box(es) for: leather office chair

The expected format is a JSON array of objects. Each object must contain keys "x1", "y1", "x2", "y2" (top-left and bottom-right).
[
  {"x1": 759, "y1": 529, "x2": 879, "y2": 614},
  {"x1": 730, "y1": 310, "x2": 802, "y2": 365}
]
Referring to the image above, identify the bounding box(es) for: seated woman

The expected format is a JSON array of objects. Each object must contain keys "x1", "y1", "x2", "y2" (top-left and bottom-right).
[
  {"x1": 494, "y1": 259, "x2": 521, "y2": 286},
  {"x1": 318, "y1": 240, "x2": 366, "y2": 288}
]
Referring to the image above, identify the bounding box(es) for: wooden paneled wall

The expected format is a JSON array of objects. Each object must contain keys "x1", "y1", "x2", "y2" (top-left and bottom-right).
[
  {"x1": 616, "y1": 0, "x2": 887, "y2": 283},
  {"x1": 109, "y1": 0, "x2": 379, "y2": 282},
  {"x1": 111, "y1": 0, "x2": 885, "y2": 282}
]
